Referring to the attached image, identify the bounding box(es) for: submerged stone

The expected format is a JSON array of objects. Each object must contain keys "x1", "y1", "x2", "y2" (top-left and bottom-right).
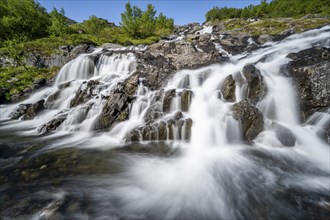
[{"x1": 271, "y1": 122, "x2": 296, "y2": 147}]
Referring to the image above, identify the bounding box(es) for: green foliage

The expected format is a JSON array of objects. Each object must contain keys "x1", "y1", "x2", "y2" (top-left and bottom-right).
[
  {"x1": 2, "y1": 40, "x2": 27, "y2": 70},
  {"x1": 120, "y1": 3, "x2": 174, "y2": 39},
  {"x1": 48, "y1": 8, "x2": 73, "y2": 37},
  {"x1": 206, "y1": 0, "x2": 330, "y2": 22},
  {"x1": 0, "y1": 0, "x2": 50, "y2": 43},
  {"x1": 79, "y1": 15, "x2": 111, "y2": 36},
  {"x1": 0, "y1": 66, "x2": 59, "y2": 100}
]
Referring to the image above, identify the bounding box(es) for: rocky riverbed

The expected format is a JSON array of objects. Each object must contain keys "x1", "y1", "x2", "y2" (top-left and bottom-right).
[{"x1": 0, "y1": 23, "x2": 329, "y2": 219}]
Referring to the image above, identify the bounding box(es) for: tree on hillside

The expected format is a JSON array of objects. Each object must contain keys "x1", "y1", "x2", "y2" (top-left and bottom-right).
[
  {"x1": 206, "y1": 0, "x2": 330, "y2": 22},
  {"x1": 83, "y1": 15, "x2": 110, "y2": 36},
  {"x1": 120, "y1": 3, "x2": 174, "y2": 39},
  {"x1": 0, "y1": 0, "x2": 50, "y2": 42},
  {"x1": 48, "y1": 8, "x2": 73, "y2": 37}
]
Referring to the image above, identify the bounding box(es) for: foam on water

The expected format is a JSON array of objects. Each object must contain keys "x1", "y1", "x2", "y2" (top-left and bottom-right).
[{"x1": 1, "y1": 26, "x2": 330, "y2": 219}]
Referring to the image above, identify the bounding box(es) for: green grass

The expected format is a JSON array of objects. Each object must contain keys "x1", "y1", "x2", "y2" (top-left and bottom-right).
[
  {"x1": 248, "y1": 19, "x2": 289, "y2": 35},
  {"x1": 0, "y1": 29, "x2": 165, "y2": 57},
  {"x1": 0, "y1": 66, "x2": 59, "y2": 100},
  {"x1": 294, "y1": 18, "x2": 330, "y2": 32},
  {"x1": 210, "y1": 17, "x2": 330, "y2": 36}
]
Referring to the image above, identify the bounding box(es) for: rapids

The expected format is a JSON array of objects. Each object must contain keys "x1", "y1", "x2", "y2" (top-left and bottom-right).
[{"x1": 0, "y1": 25, "x2": 329, "y2": 219}]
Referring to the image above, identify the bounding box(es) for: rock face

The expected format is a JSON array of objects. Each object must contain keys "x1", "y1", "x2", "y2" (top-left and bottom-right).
[
  {"x1": 133, "y1": 37, "x2": 223, "y2": 90},
  {"x1": 241, "y1": 64, "x2": 266, "y2": 104},
  {"x1": 94, "y1": 88, "x2": 133, "y2": 131},
  {"x1": 287, "y1": 47, "x2": 330, "y2": 121},
  {"x1": 25, "y1": 44, "x2": 95, "y2": 68},
  {"x1": 232, "y1": 100, "x2": 264, "y2": 142},
  {"x1": 70, "y1": 80, "x2": 100, "y2": 107}
]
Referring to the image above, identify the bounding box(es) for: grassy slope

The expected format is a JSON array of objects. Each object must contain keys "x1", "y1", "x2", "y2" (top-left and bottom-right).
[
  {"x1": 213, "y1": 16, "x2": 330, "y2": 35},
  {"x1": 0, "y1": 17, "x2": 329, "y2": 102}
]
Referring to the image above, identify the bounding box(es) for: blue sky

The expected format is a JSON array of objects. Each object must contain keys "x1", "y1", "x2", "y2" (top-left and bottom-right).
[{"x1": 37, "y1": 0, "x2": 260, "y2": 25}]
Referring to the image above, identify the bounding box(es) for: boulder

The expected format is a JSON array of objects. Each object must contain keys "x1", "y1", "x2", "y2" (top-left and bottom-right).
[
  {"x1": 232, "y1": 100, "x2": 264, "y2": 142},
  {"x1": 180, "y1": 89, "x2": 193, "y2": 111},
  {"x1": 184, "y1": 118, "x2": 193, "y2": 140},
  {"x1": 158, "y1": 121, "x2": 167, "y2": 141},
  {"x1": 242, "y1": 64, "x2": 266, "y2": 104},
  {"x1": 94, "y1": 89, "x2": 132, "y2": 131},
  {"x1": 22, "y1": 100, "x2": 45, "y2": 120},
  {"x1": 10, "y1": 104, "x2": 32, "y2": 120},
  {"x1": 125, "y1": 129, "x2": 141, "y2": 142},
  {"x1": 39, "y1": 114, "x2": 67, "y2": 133},
  {"x1": 220, "y1": 74, "x2": 236, "y2": 102},
  {"x1": 162, "y1": 89, "x2": 176, "y2": 112},
  {"x1": 70, "y1": 80, "x2": 100, "y2": 107},
  {"x1": 286, "y1": 47, "x2": 330, "y2": 121}
]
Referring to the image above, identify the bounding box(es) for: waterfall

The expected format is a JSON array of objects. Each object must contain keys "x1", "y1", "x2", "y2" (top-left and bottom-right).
[{"x1": 0, "y1": 25, "x2": 329, "y2": 220}]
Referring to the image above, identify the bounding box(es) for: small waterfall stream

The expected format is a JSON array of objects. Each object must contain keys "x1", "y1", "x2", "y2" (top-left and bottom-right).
[{"x1": 0, "y1": 26, "x2": 329, "y2": 219}]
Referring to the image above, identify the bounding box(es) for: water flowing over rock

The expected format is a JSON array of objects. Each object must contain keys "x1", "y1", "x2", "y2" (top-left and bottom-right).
[
  {"x1": 232, "y1": 100, "x2": 264, "y2": 142},
  {"x1": 1, "y1": 25, "x2": 330, "y2": 220},
  {"x1": 287, "y1": 47, "x2": 330, "y2": 121},
  {"x1": 220, "y1": 74, "x2": 236, "y2": 102},
  {"x1": 94, "y1": 89, "x2": 132, "y2": 131},
  {"x1": 241, "y1": 64, "x2": 266, "y2": 104},
  {"x1": 271, "y1": 122, "x2": 296, "y2": 147}
]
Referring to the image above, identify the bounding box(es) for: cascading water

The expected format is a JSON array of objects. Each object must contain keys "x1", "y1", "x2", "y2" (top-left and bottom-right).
[{"x1": 0, "y1": 26, "x2": 329, "y2": 219}]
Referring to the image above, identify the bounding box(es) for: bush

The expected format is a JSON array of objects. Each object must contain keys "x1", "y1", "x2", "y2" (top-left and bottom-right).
[
  {"x1": 0, "y1": 66, "x2": 59, "y2": 100},
  {"x1": 120, "y1": 3, "x2": 174, "y2": 39}
]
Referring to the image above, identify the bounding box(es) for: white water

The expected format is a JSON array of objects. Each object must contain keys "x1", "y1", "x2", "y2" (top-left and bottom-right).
[{"x1": 1, "y1": 26, "x2": 330, "y2": 219}]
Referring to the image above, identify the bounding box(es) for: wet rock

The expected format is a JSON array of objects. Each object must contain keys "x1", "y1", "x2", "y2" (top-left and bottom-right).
[
  {"x1": 197, "y1": 34, "x2": 216, "y2": 53},
  {"x1": 141, "y1": 125, "x2": 157, "y2": 141},
  {"x1": 32, "y1": 78, "x2": 47, "y2": 89},
  {"x1": 232, "y1": 100, "x2": 264, "y2": 142},
  {"x1": 94, "y1": 90, "x2": 132, "y2": 131},
  {"x1": 40, "y1": 115, "x2": 67, "y2": 132},
  {"x1": 123, "y1": 74, "x2": 139, "y2": 96},
  {"x1": 125, "y1": 129, "x2": 141, "y2": 142},
  {"x1": 10, "y1": 104, "x2": 32, "y2": 120},
  {"x1": 144, "y1": 108, "x2": 163, "y2": 125},
  {"x1": 176, "y1": 119, "x2": 185, "y2": 139},
  {"x1": 163, "y1": 89, "x2": 176, "y2": 112},
  {"x1": 180, "y1": 89, "x2": 193, "y2": 111},
  {"x1": 242, "y1": 64, "x2": 266, "y2": 104},
  {"x1": 184, "y1": 118, "x2": 193, "y2": 140},
  {"x1": 174, "y1": 111, "x2": 184, "y2": 120},
  {"x1": 220, "y1": 74, "x2": 236, "y2": 102},
  {"x1": 69, "y1": 44, "x2": 94, "y2": 59},
  {"x1": 158, "y1": 121, "x2": 167, "y2": 141},
  {"x1": 218, "y1": 34, "x2": 251, "y2": 55},
  {"x1": 167, "y1": 120, "x2": 174, "y2": 140},
  {"x1": 70, "y1": 80, "x2": 100, "y2": 107},
  {"x1": 22, "y1": 100, "x2": 45, "y2": 120},
  {"x1": 287, "y1": 47, "x2": 330, "y2": 121},
  {"x1": 57, "y1": 81, "x2": 71, "y2": 89},
  {"x1": 271, "y1": 122, "x2": 296, "y2": 147},
  {"x1": 256, "y1": 34, "x2": 274, "y2": 45}
]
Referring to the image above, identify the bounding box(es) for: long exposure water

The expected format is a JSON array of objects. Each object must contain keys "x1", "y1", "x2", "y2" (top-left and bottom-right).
[{"x1": 0, "y1": 26, "x2": 329, "y2": 219}]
